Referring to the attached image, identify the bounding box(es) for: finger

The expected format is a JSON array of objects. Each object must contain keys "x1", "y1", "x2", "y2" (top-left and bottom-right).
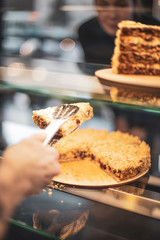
[
  {"x1": 51, "y1": 160, "x2": 61, "y2": 176},
  {"x1": 47, "y1": 147, "x2": 60, "y2": 160},
  {"x1": 53, "y1": 161, "x2": 61, "y2": 176},
  {"x1": 46, "y1": 159, "x2": 61, "y2": 176},
  {"x1": 49, "y1": 157, "x2": 61, "y2": 174},
  {"x1": 30, "y1": 131, "x2": 47, "y2": 142}
]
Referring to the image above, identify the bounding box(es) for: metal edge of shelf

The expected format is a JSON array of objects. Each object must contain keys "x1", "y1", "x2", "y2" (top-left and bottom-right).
[
  {"x1": 1, "y1": 66, "x2": 160, "y2": 114},
  {"x1": 61, "y1": 185, "x2": 160, "y2": 220}
]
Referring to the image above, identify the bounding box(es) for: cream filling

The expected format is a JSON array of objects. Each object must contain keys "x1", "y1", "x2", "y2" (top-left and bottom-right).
[
  {"x1": 119, "y1": 51, "x2": 160, "y2": 62},
  {"x1": 120, "y1": 36, "x2": 160, "y2": 46}
]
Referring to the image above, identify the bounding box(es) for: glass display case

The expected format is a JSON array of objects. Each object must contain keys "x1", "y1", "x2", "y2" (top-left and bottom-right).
[
  {"x1": 0, "y1": 1, "x2": 160, "y2": 240},
  {"x1": 0, "y1": 57, "x2": 160, "y2": 240}
]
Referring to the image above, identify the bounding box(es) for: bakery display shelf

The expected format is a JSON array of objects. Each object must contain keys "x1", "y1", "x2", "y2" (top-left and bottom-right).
[
  {"x1": 9, "y1": 185, "x2": 160, "y2": 240},
  {"x1": 1, "y1": 74, "x2": 160, "y2": 115},
  {"x1": 7, "y1": 218, "x2": 58, "y2": 240},
  {"x1": 0, "y1": 56, "x2": 160, "y2": 114},
  {"x1": 95, "y1": 68, "x2": 160, "y2": 91},
  {"x1": 0, "y1": 57, "x2": 159, "y2": 239}
]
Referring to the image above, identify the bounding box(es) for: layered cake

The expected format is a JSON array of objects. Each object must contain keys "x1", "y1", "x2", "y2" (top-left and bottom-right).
[
  {"x1": 32, "y1": 102, "x2": 93, "y2": 138},
  {"x1": 55, "y1": 129, "x2": 151, "y2": 182},
  {"x1": 112, "y1": 20, "x2": 160, "y2": 75}
]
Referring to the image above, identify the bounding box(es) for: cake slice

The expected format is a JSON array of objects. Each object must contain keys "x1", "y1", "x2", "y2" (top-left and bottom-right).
[
  {"x1": 32, "y1": 102, "x2": 93, "y2": 138},
  {"x1": 112, "y1": 20, "x2": 160, "y2": 75}
]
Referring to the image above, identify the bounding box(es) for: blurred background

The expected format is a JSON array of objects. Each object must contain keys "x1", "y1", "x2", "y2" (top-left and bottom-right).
[{"x1": 0, "y1": 0, "x2": 160, "y2": 62}]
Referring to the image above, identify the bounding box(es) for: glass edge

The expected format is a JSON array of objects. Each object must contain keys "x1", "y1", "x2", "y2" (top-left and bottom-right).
[
  {"x1": 8, "y1": 218, "x2": 60, "y2": 240},
  {"x1": 1, "y1": 82, "x2": 160, "y2": 114}
]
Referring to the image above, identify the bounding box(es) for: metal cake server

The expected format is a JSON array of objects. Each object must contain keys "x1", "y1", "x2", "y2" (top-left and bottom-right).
[{"x1": 43, "y1": 104, "x2": 79, "y2": 146}]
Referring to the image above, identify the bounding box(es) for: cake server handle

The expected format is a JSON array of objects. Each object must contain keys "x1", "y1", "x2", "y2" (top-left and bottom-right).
[
  {"x1": 43, "y1": 104, "x2": 79, "y2": 146},
  {"x1": 43, "y1": 119, "x2": 64, "y2": 146}
]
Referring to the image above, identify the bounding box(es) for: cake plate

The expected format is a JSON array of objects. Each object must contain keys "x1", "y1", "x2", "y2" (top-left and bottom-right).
[{"x1": 95, "y1": 68, "x2": 160, "y2": 93}]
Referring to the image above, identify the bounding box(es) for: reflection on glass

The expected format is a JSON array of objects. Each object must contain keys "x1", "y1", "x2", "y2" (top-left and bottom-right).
[
  {"x1": 33, "y1": 209, "x2": 89, "y2": 239},
  {"x1": 7, "y1": 62, "x2": 25, "y2": 77},
  {"x1": 110, "y1": 87, "x2": 160, "y2": 108},
  {"x1": 103, "y1": 173, "x2": 150, "y2": 197},
  {"x1": 32, "y1": 66, "x2": 48, "y2": 82}
]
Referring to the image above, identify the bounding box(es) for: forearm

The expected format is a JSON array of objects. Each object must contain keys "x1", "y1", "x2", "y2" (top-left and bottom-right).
[
  {"x1": 0, "y1": 186, "x2": 15, "y2": 240},
  {"x1": 0, "y1": 133, "x2": 60, "y2": 239},
  {"x1": 0, "y1": 202, "x2": 7, "y2": 240},
  {"x1": 0, "y1": 164, "x2": 25, "y2": 239}
]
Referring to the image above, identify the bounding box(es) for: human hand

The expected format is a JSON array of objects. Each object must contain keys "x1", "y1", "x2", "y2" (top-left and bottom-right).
[{"x1": 1, "y1": 132, "x2": 60, "y2": 198}]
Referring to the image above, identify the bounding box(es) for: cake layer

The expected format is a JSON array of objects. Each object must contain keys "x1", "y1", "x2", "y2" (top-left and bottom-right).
[
  {"x1": 119, "y1": 52, "x2": 160, "y2": 64},
  {"x1": 118, "y1": 20, "x2": 160, "y2": 31},
  {"x1": 119, "y1": 36, "x2": 160, "y2": 52},
  {"x1": 120, "y1": 28, "x2": 160, "y2": 38},
  {"x1": 118, "y1": 20, "x2": 160, "y2": 39},
  {"x1": 120, "y1": 44, "x2": 160, "y2": 53},
  {"x1": 120, "y1": 36, "x2": 160, "y2": 45},
  {"x1": 32, "y1": 102, "x2": 93, "y2": 137},
  {"x1": 116, "y1": 63, "x2": 160, "y2": 75}
]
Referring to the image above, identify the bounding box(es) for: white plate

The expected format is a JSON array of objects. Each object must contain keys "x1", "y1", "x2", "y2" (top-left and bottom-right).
[{"x1": 95, "y1": 68, "x2": 160, "y2": 92}]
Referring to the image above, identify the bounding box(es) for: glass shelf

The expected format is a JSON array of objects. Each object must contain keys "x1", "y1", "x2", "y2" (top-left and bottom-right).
[
  {"x1": 9, "y1": 184, "x2": 160, "y2": 240},
  {"x1": 0, "y1": 56, "x2": 160, "y2": 240},
  {"x1": 0, "y1": 57, "x2": 160, "y2": 114}
]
